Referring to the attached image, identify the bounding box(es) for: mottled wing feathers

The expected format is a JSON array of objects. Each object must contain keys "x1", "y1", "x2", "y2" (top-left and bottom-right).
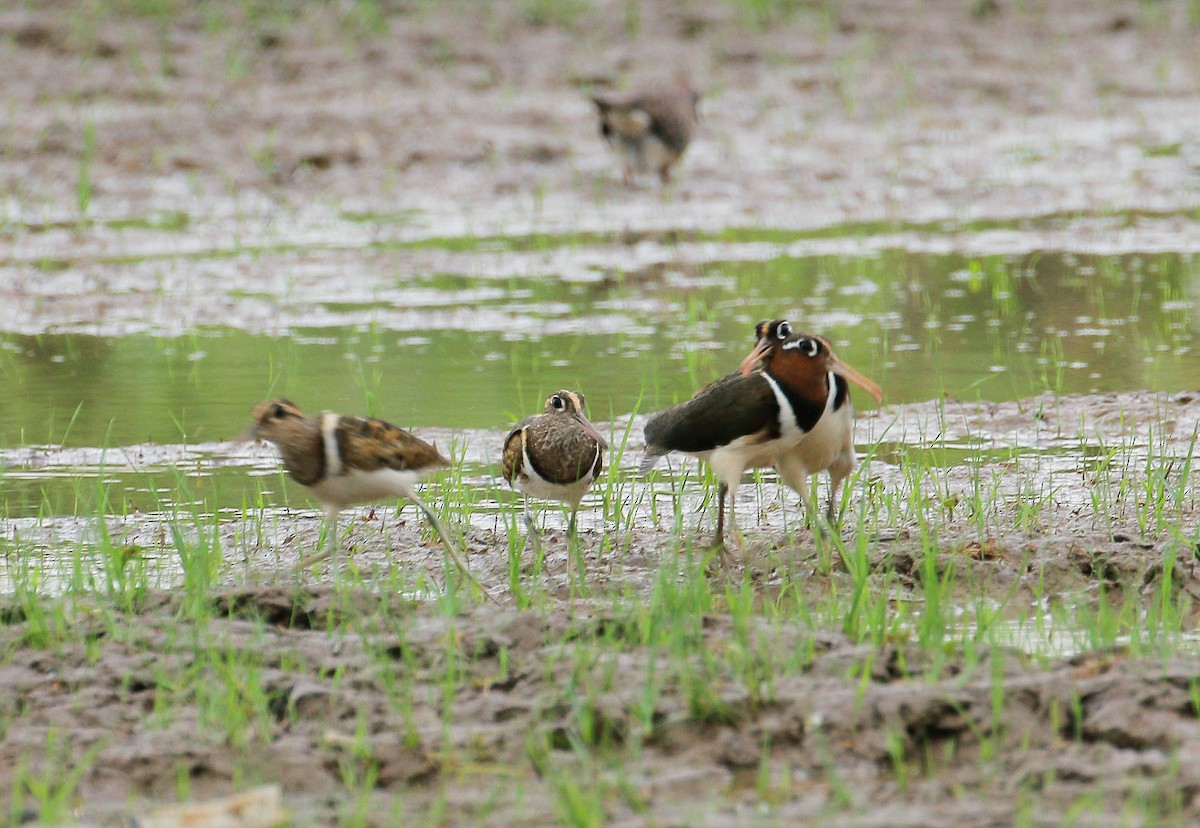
[
  {"x1": 635, "y1": 90, "x2": 695, "y2": 153},
  {"x1": 644, "y1": 372, "x2": 779, "y2": 454},
  {"x1": 501, "y1": 425, "x2": 526, "y2": 484},
  {"x1": 591, "y1": 88, "x2": 696, "y2": 153},
  {"x1": 335, "y1": 415, "x2": 450, "y2": 474}
]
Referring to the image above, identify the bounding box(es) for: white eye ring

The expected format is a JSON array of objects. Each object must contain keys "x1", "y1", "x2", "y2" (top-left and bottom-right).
[
  {"x1": 776, "y1": 321, "x2": 792, "y2": 340},
  {"x1": 799, "y1": 338, "x2": 818, "y2": 356},
  {"x1": 551, "y1": 396, "x2": 565, "y2": 410}
]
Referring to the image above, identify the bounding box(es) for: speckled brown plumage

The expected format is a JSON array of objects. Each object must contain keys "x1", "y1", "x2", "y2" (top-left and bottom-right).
[
  {"x1": 591, "y1": 81, "x2": 699, "y2": 185},
  {"x1": 249, "y1": 399, "x2": 449, "y2": 486},
  {"x1": 333, "y1": 413, "x2": 450, "y2": 475},
  {"x1": 247, "y1": 398, "x2": 491, "y2": 600},
  {"x1": 502, "y1": 390, "x2": 607, "y2": 535}
]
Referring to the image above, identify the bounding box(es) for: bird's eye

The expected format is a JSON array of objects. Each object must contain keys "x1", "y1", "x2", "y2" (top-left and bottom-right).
[
  {"x1": 799, "y1": 338, "x2": 819, "y2": 357},
  {"x1": 551, "y1": 395, "x2": 565, "y2": 410},
  {"x1": 272, "y1": 404, "x2": 286, "y2": 418},
  {"x1": 776, "y1": 321, "x2": 792, "y2": 340}
]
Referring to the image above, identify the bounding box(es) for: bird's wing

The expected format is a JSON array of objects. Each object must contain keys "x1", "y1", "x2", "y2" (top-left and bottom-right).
[
  {"x1": 644, "y1": 372, "x2": 779, "y2": 454},
  {"x1": 636, "y1": 91, "x2": 696, "y2": 152},
  {"x1": 592, "y1": 91, "x2": 655, "y2": 133},
  {"x1": 500, "y1": 423, "x2": 527, "y2": 484},
  {"x1": 335, "y1": 415, "x2": 450, "y2": 473}
]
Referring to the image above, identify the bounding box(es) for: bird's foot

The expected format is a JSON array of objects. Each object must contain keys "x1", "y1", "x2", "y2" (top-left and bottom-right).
[
  {"x1": 702, "y1": 536, "x2": 734, "y2": 578},
  {"x1": 295, "y1": 548, "x2": 335, "y2": 574}
]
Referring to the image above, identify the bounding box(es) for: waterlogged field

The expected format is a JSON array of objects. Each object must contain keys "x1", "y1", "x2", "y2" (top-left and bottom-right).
[
  {"x1": 2, "y1": 247, "x2": 1197, "y2": 518},
  {"x1": 4, "y1": 1, "x2": 1200, "y2": 826}
]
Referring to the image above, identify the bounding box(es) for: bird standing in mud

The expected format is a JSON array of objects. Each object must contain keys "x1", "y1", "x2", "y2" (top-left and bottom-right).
[
  {"x1": 760, "y1": 328, "x2": 883, "y2": 531},
  {"x1": 502, "y1": 390, "x2": 607, "y2": 537},
  {"x1": 639, "y1": 321, "x2": 883, "y2": 560},
  {"x1": 247, "y1": 399, "x2": 490, "y2": 597},
  {"x1": 590, "y1": 79, "x2": 699, "y2": 186}
]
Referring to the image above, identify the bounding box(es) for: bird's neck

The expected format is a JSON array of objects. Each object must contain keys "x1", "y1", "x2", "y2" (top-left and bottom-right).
[{"x1": 278, "y1": 419, "x2": 326, "y2": 486}]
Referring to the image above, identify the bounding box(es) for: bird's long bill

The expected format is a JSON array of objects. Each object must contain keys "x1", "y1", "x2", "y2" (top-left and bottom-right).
[
  {"x1": 239, "y1": 424, "x2": 262, "y2": 443},
  {"x1": 574, "y1": 413, "x2": 609, "y2": 451},
  {"x1": 830, "y1": 355, "x2": 885, "y2": 403},
  {"x1": 738, "y1": 339, "x2": 772, "y2": 376}
]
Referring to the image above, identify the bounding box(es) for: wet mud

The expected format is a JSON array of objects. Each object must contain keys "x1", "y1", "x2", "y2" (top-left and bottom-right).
[
  {"x1": 4, "y1": 390, "x2": 1200, "y2": 825},
  {"x1": 5, "y1": 586, "x2": 1200, "y2": 826}
]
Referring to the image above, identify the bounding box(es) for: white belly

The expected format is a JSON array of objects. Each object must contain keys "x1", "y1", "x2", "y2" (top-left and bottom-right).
[
  {"x1": 310, "y1": 467, "x2": 421, "y2": 508},
  {"x1": 701, "y1": 438, "x2": 785, "y2": 486},
  {"x1": 776, "y1": 401, "x2": 856, "y2": 482}
]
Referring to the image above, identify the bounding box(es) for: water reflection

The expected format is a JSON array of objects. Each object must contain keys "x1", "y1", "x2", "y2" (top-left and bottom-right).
[{"x1": 0, "y1": 250, "x2": 1194, "y2": 452}]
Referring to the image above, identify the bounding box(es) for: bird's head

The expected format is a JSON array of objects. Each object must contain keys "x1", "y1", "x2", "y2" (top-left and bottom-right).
[{"x1": 739, "y1": 320, "x2": 883, "y2": 403}]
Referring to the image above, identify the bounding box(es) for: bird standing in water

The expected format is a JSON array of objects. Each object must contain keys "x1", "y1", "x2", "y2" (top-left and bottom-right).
[
  {"x1": 247, "y1": 399, "x2": 491, "y2": 598},
  {"x1": 640, "y1": 321, "x2": 883, "y2": 559},
  {"x1": 590, "y1": 79, "x2": 699, "y2": 186},
  {"x1": 502, "y1": 390, "x2": 607, "y2": 537}
]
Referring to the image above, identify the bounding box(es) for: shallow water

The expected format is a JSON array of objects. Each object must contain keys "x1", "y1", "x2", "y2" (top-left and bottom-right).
[
  {"x1": 1, "y1": 242, "x2": 1198, "y2": 521},
  {"x1": 1, "y1": 248, "x2": 1196, "y2": 442}
]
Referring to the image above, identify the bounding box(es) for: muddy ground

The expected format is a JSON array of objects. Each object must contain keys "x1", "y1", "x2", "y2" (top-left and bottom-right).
[
  {"x1": 6, "y1": 584, "x2": 1200, "y2": 828},
  {"x1": 4, "y1": 0, "x2": 1200, "y2": 825}
]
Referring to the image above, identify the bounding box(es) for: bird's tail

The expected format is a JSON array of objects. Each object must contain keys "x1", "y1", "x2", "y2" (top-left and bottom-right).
[
  {"x1": 638, "y1": 447, "x2": 666, "y2": 475},
  {"x1": 590, "y1": 93, "x2": 614, "y2": 113}
]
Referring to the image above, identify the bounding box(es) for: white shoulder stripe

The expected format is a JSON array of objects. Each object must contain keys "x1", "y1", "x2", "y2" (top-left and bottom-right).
[
  {"x1": 761, "y1": 373, "x2": 804, "y2": 437},
  {"x1": 320, "y1": 412, "x2": 343, "y2": 477}
]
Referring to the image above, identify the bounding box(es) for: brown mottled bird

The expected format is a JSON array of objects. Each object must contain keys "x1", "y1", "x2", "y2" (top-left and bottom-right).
[
  {"x1": 590, "y1": 80, "x2": 699, "y2": 186},
  {"x1": 247, "y1": 399, "x2": 487, "y2": 593},
  {"x1": 640, "y1": 321, "x2": 883, "y2": 557},
  {"x1": 502, "y1": 390, "x2": 607, "y2": 535}
]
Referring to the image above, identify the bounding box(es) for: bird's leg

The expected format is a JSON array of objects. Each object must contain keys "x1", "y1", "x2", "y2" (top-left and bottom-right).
[
  {"x1": 568, "y1": 495, "x2": 583, "y2": 538},
  {"x1": 825, "y1": 455, "x2": 854, "y2": 528},
  {"x1": 727, "y1": 483, "x2": 747, "y2": 555},
  {"x1": 795, "y1": 471, "x2": 824, "y2": 536},
  {"x1": 523, "y1": 498, "x2": 536, "y2": 534},
  {"x1": 295, "y1": 507, "x2": 340, "y2": 573},
  {"x1": 566, "y1": 498, "x2": 588, "y2": 595},
  {"x1": 708, "y1": 482, "x2": 731, "y2": 571},
  {"x1": 825, "y1": 476, "x2": 843, "y2": 527},
  {"x1": 714, "y1": 482, "x2": 726, "y2": 546},
  {"x1": 524, "y1": 498, "x2": 542, "y2": 541},
  {"x1": 659, "y1": 165, "x2": 672, "y2": 185},
  {"x1": 777, "y1": 456, "x2": 826, "y2": 537},
  {"x1": 411, "y1": 494, "x2": 498, "y2": 604},
  {"x1": 328, "y1": 506, "x2": 344, "y2": 548},
  {"x1": 521, "y1": 496, "x2": 543, "y2": 561},
  {"x1": 623, "y1": 166, "x2": 636, "y2": 187}
]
